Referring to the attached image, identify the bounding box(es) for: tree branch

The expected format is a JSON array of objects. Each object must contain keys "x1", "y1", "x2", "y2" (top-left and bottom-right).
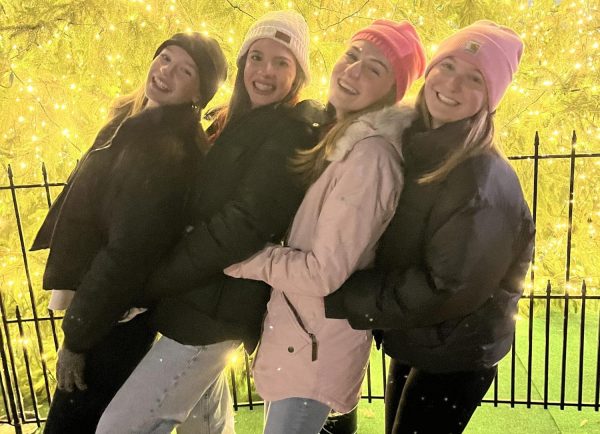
[{"x1": 224, "y1": 0, "x2": 254, "y2": 20}]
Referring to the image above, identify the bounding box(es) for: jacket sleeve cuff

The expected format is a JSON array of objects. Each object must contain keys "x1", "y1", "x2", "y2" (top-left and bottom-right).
[{"x1": 325, "y1": 269, "x2": 386, "y2": 329}]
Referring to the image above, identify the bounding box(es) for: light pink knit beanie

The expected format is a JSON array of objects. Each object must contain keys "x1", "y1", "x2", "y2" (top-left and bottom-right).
[{"x1": 426, "y1": 20, "x2": 524, "y2": 112}]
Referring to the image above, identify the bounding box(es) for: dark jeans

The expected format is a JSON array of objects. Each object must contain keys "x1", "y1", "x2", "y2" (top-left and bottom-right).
[
  {"x1": 385, "y1": 359, "x2": 497, "y2": 434},
  {"x1": 43, "y1": 312, "x2": 156, "y2": 434}
]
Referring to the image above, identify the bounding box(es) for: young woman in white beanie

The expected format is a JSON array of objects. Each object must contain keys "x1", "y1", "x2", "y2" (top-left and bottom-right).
[
  {"x1": 96, "y1": 10, "x2": 324, "y2": 434},
  {"x1": 325, "y1": 20, "x2": 535, "y2": 433},
  {"x1": 224, "y1": 19, "x2": 426, "y2": 434},
  {"x1": 31, "y1": 32, "x2": 227, "y2": 434}
]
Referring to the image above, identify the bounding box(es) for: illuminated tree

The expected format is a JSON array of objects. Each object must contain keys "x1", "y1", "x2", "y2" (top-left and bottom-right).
[{"x1": 1, "y1": 0, "x2": 599, "y2": 305}]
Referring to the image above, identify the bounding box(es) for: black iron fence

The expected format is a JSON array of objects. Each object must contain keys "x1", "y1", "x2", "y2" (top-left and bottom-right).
[{"x1": 1, "y1": 131, "x2": 599, "y2": 432}]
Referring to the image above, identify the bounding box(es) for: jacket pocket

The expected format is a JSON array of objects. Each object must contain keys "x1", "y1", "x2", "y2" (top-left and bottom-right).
[{"x1": 258, "y1": 293, "x2": 313, "y2": 361}]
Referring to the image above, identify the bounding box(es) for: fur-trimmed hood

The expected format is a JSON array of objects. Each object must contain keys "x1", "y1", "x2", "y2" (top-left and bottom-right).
[{"x1": 327, "y1": 103, "x2": 416, "y2": 162}]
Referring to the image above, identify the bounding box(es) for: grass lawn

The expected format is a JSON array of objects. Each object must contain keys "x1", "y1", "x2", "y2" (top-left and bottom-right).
[
  {"x1": 1, "y1": 309, "x2": 598, "y2": 433},
  {"x1": 232, "y1": 401, "x2": 600, "y2": 433},
  {"x1": 232, "y1": 307, "x2": 600, "y2": 433}
]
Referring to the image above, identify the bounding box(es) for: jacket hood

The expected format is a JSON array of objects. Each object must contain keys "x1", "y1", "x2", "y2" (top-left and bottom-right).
[{"x1": 327, "y1": 103, "x2": 416, "y2": 162}]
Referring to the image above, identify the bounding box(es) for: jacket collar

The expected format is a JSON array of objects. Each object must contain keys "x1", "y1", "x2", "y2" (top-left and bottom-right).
[
  {"x1": 124, "y1": 103, "x2": 199, "y2": 139},
  {"x1": 94, "y1": 103, "x2": 199, "y2": 152},
  {"x1": 327, "y1": 104, "x2": 417, "y2": 162},
  {"x1": 403, "y1": 116, "x2": 472, "y2": 172}
]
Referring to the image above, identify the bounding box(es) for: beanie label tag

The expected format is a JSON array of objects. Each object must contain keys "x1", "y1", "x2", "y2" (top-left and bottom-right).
[
  {"x1": 464, "y1": 40, "x2": 481, "y2": 54},
  {"x1": 275, "y1": 30, "x2": 291, "y2": 44}
]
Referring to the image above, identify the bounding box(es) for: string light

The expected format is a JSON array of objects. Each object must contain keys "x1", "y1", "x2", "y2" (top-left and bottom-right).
[{"x1": 1, "y1": 0, "x2": 598, "y2": 298}]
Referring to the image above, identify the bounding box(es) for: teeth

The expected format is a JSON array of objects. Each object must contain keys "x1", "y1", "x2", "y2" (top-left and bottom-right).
[
  {"x1": 154, "y1": 77, "x2": 170, "y2": 91},
  {"x1": 254, "y1": 82, "x2": 275, "y2": 92},
  {"x1": 338, "y1": 79, "x2": 358, "y2": 95},
  {"x1": 437, "y1": 92, "x2": 459, "y2": 106}
]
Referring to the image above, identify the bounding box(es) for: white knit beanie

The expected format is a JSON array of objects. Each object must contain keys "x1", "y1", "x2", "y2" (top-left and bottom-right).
[{"x1": 237, "y1": 10, "x2": 311, "y2": 84}]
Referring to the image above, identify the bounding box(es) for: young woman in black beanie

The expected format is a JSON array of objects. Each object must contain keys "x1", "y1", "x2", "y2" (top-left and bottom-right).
[
  {"x1": 96, "y1": 10, "x2": 325, "y2": 434},
  {"x1": 31, "y1": 32, "x2": 227, "y2": 434}
]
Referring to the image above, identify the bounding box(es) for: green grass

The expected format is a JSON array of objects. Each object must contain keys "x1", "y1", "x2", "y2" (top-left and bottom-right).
[
  {"x1": 2, "y1": 308, "x2": 599, "y2": 433},
  {"x1": 232, "y1": 307, "x2": 600, "y2": 433},
  {"x1": 232, "y1": 401, "x2": 600, "y2": 433}
]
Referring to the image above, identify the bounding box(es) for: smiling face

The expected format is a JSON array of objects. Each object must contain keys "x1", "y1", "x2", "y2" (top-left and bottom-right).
[
  {"x1": 145, "y1": 45, "x2": 201, "y2": 109},
  {"x1": 424, "y1": 56, "x2": 487, "y2": 128},
  {"x1": 243, "y1": 38, "x2": 298, "y2": 108},
  {"x1": 328, "y1": 40, "x2": 396, "y2": 119}
]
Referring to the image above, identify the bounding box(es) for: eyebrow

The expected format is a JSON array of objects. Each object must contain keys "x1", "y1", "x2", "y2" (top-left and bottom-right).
[
  {"x1": 446, "y1": 56, "x2": 483, "y2": 79},
  {"x1": 163, "y1": 47, "x2": 197, "y2": 72},
  {"x1": 348, "y1": 45, "x2": 389, "y2": 72},
  {"x1": 367, "y1": 58, "x2": 389, "y2": 72},
  {"x1": 248, "y1": 49, "x2": 293, "y2": 62}
]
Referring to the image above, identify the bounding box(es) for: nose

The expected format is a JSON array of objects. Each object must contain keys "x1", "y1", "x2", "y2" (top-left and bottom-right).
[
  {"x1": 446, "y1": 74, "x2": 462, "y2": 92},
  {"x1": 261, "y1": 61, "x2": 275, "y2": 77},
  {"x1": 345, "y1": 61, "x2": 361, "y2": 79},
  {"x1": 160, "y1": 62, "x2": 175, "y2": 76}
]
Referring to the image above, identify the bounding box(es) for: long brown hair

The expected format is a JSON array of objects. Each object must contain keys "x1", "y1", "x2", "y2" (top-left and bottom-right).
[
  {"x1": 292, "y1": 86, "x2": 396, "y2": 187},
  {"x1": 415, "y1": 86, "x2": 505, "y2": 184},
  {"x1": 208, "y1": 53, "x2": 306, "y2": 142}
]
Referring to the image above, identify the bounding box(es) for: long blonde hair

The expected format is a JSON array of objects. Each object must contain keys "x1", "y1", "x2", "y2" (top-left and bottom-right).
[
  {"x1": 107, "y1": 85, "x2": 148, "y2": 123},
  {"x1": 292, "y1": 87, "x2": 396, "y2": 187},
  {"x1": 416, "y1": 87, "x2": 505, "y2": 184}
]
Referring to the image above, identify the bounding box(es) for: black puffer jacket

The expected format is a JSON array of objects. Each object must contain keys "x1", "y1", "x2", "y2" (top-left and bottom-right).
[
  {"x1": 146, "y1": 101, "x2": 324, "y2": 352},
  {"x1": 31, "y1": 104, "x2": 203, "y2": 353},
  {"x1": 325, "y1": 117, "x2": 535, "y2": 373}
]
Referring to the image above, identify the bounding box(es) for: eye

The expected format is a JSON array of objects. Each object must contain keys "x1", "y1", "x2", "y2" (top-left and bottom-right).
[
  {"x1": 345, "y1": 51, "x2": 358, "y2": 61},
  {"x1": 440, "y1": 61, "x2": 454, "y2": 71},
  {"x1": 470, "y1": 75, "x2": 483, "y2": 85},
  {"x1": 277, "y1": 59, "x2": 290, "y2": 68},
  {"x1": 160, "y1": 53, "x2": 171, "y2": 62},
  {"x1": 249, "y1": 53, "x2": 262, "y2": 62},
  {"x1": 369, "y1": 67, "x2": 381, "y2": 77},
  {"x1": 182, "y1": 68, "x2": 193, "y2": 77}
]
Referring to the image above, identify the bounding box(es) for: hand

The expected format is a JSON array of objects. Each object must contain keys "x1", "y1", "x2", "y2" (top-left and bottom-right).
[
  {"x1": 223, "y1": 263, "x2": 242, "y2": 277},
  {"x1": 56, "y1": 345, "x2": 87, "y2": 392}
]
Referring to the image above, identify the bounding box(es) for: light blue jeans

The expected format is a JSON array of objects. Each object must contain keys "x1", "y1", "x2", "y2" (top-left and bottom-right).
[
  {"x1": 95, "y1": 336, "x2": 240, "y2": 434},
  {"x1": 263, "y1": 397, "x2": 331, "y2": 434}
]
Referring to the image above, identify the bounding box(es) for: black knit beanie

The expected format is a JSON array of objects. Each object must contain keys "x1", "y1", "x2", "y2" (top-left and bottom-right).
[{"x1": 154, "y1": 32, "x2": 228, "y2": 108}]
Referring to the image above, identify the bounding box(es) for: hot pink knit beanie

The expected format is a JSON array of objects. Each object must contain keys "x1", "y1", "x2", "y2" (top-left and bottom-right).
[
  {"x1": 426, "y1": 20, "x2": 524, "y2": 112},
  {"x1": 351, "y1": 20, "x2": 426, "y2": 102}
]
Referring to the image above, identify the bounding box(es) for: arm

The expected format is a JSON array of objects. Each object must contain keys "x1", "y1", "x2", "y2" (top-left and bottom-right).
[
  {"x1": 144, "y1": 122, "x2": 313, "y2": 298},
  {"x1": 225, "y1": 138, "x2": 403, "y2": 297},
  {"x1": 325, "y1": 194, "x2": 534, "y2": 330},
  {"x1": 62, "y1": 141, "x2": 194, "y2": 353}
]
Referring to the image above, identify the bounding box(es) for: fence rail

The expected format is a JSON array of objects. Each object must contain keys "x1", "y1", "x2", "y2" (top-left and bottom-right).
[{"x1": 1, "y1": 131, "x2": 600, "y2": 432}]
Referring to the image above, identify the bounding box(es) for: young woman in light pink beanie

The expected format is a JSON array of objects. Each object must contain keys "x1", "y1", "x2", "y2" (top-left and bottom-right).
[{"x1": 324, "y1": 20, "x2": 534, "y2": 433}]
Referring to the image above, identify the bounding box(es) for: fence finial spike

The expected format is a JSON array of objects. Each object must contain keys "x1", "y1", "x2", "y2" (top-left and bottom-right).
[
  {"x1": 534, "y1": 130, "x2": 539, "y2": 147},
  {"x1": 571, "y1": 130, "x2": 577, "y2": 145}
]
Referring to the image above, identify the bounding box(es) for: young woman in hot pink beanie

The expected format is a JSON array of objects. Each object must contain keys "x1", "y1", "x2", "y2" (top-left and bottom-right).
[
  {"x1": 225, "y1": 18, "x2": 425, "y2": 433},
  {"x1": 325, "y1": 20, "x2": 535, "y2": 433}
]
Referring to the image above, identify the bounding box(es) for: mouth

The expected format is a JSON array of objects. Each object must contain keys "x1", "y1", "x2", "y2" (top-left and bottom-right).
[
  {"x1": 252, "y1": 80, "x2": 276, "y2": 95},
  {"x1": 337, "y1": 79, "x2": 358, "y2": 96},
  {"x1": 151, "y1": 75, "x2": 171, "y2": 92},
  {"x1": 436, "y1": 91, "x2": 459, "y2": 106}
]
